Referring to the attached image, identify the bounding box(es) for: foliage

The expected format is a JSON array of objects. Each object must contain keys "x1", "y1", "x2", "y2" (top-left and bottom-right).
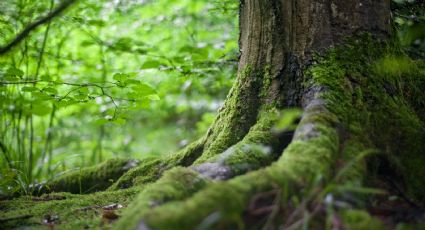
[
  {"x1": 392, "y1": 0, "x2": 425, "y2": 58},
  {"x1": 0, "y1": 0, "x2": 238, "y2": 196}
]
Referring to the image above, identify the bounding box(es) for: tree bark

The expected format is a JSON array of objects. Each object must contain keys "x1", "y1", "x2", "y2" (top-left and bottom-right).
[{"x1": 190, "y1": 0, "x2": 391, "y2": 173}]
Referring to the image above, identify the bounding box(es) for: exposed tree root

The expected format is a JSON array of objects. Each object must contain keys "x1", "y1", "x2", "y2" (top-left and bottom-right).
[
  {"x1": 109, "y1": 137, "x2": 206, "y2": 190},
  {"x1": 110, "y1": 38, "x2": 425, "y2": 229},
  {"x1": 33, "y1": 158, "x2": 140, "y2": 194},
  {"x1": 114, "y1": 89, "x2": 343, "y2": 229},
  {"x1": 2, "y1": 38, "x2": 425, "y2": 230}
]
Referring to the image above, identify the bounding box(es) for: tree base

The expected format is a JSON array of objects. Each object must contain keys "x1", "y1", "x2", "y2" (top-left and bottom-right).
[{"x1": 2, "y1": 37, "x2": 425, "y2": 230}]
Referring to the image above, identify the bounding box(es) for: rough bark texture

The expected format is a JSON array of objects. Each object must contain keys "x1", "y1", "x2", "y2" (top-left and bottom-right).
[
  {"x1": 2, "y1": 1, "x2": 425, "y2": 230},
  {"x1": 193, "y1": 0, "x2": 391, "y2": 165}
]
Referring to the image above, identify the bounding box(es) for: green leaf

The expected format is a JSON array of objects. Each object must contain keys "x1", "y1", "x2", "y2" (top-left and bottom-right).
[
  {"x1": 43, "y1": 87, "x2": 58, "y2": 95},
  {"x1": 87, "y1": 19, "x2": 106, "y2": 27},
  {"x1": 179, "y1": 45, "x2": 196, "y2": 53},
  {"x1": 192, "y1": 48, "x2": 209, "y2": 60},
  {"x1": 171, "y1": 56, "x2": 185, "y2": 64},
  {"x1": 6, "y1": 67, "x2": 24, "y2": 77},
  {"x1": 179, "y1": 46, "x2": 209, "y2": 60},
  {"x1": 147, "y1": 94, "x2": 160, "y2": 100},
  {"x1": 274, "y1": 109, "x2": 303, "y2": 131},
  {"x1": 71, "y1": 16, "x2": 84, "y2": 24},
  {"x1": 31, "y1": 103, "x2": 51, "y2": 116},
  {"x1": 21, "y1": 86, "x2": 38, "y2": 92},
  {"x1": 124, "y1": 79, "x2": 140, "y2": 85},
  {"x1": 113, "y1": 37, "x2": 133, "y2": 51},
  {"x1": 126, "y1": 92, "x2": 139, "y2": 100},
  {"x1": 134, "y1": 48, "x2": 148, "y2": 54},
  {"x1": 31, "y1": 91, "x2": 51, "y2": 100},
  {"x1": 136, "y1": 99, "x2": 150, "y2": 109},
  {"x1": 3, "y1": 76, "x2": 19, "y2": 81},
  {"x1": 394, "y1": 17, "x2": 405, "y2": 26},
  {"x1": 94, "y1": 118, "x2": 109, "y2": 125},
  {"x1": 74, "y1": 94, "x2": 87, "y2": 100},
  {"x1": 55, "y1": 98, "x2": 77, "y2": 108},
  {"x1": 40, "y1": 74, "x2": 52, "y2": 81},
  {"x1": 141, "y1": 60, "x2": 161, "y2": 69},
  {"x1": 132, "y1": 83, "x2": 156, "y2": 96},
  {"x1": 113, "y1": 73, "x2": 129, "y2": 82},
  {"x1": 81, "y1": 40, "x2": 96, "y2": 47},
  {"x1": 113, "y1": 118, "x2": 126, "y2": 125},
  {"x1": 79, "y1": 87, "x2": 89, "y2": 95}
]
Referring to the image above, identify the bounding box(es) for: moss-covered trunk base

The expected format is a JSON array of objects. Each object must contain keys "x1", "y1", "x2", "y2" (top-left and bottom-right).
[{"x1": 1, "y1": 36, "x2": 425, "y2": 230}]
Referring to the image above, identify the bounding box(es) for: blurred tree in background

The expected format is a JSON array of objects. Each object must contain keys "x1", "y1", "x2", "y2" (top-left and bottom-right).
[{"x1": 0, "y1": 0, "x2": 238, "y2": 194}]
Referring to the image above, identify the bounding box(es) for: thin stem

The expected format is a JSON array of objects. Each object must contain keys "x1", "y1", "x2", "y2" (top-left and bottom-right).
[
  {"x1": 28, "y1": 115, "x2": 33, "y2": 184},
  {"x1": 16, "y1": 111, "x2": 22, "y2": 168},
  {"x1": 94, "y1": 35, "x2": 107, "y2": 163},
  {"x1": 0, "y1": 0, "x2": 77, "y2": 55},
  {"x1": 28, "y1": 0, "x2": 54, "y2": 184},
  {"x1": 42, "y1": 106, "x2": 56, "y2": 175},
  {"x1": 0, "y1": 140, "x2": 12, "y2": 168}
]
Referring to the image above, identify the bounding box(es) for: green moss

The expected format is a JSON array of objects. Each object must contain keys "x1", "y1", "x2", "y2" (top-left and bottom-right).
[
  {"x1": 113, "y1": 167, "x2": 208, "y2": 230},
  {"x1": 197, "y1": 131, "x2": 242, "y2": 163},
  {"x1": 130, "y1": 73, "x2": 343, "y2": 228},
  {"x1": 335, "y1": 139, "x2": 372, "y2": 183},
  {"x1": 35, "y1": 158, "x2": 139, "y2": 194},
  {"x1": 270, "y1": 122, "x2": 339, "y2": 186},
  {"x1": 260, "y1": 65, "x2": 272, "y2": 97},
  {"x1": 203, "y1": 109, "x2": 281, "y2": 175},
  {"x1": 373, "y1": 55, "x2": 420, "y2": 86},
  {"x1": 219, "y1": 143, "x2": 273, "y2": 175},
  {"x1": 0, "y1": 187, "x2": 141, "y2": 230},
  {"x1": 194, "y1": 64, "x2": 262, "y2": 163},
  {"x1": 109, "y1": 137, "x2": 206, "y2": 190},
  {"x1": 163, "y1": 136, "x2": 206, "y2": 166},
  {"x1": 340, "y1": 210, "x2": 384, "y2": 230},
  {"x1": 136, "y1": 113, "x2": 340, "y2": 229},
  {"x1": 108, "y1": 157, "x2": 164, "y2": 190},
  {"x1": 240, "y1": 64, "x2": 252, "y2": 80},
  {"x1": 140, "y1": 171, "x2": 268, "y2": 229},
  {"x1": 307, "y1": 35, "x2": 425, "y2": 201}
]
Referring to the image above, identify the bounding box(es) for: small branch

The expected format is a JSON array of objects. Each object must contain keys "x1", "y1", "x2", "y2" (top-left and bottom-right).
[
  {"x1": 0, "y1": 0, "x2": 77, "y2": 55},
  {"x1": 0, "y1": 81, "x2": 38, "y2": 85},
  {"x1": 0, "y1": 140, "x2": 13, "y2": 168},
  {"x1": 0, "y1": 80, "x2": 117, "y2": 87},
  {"x1": 0, "y1": 80, "x2": 135, "y2": 119}
]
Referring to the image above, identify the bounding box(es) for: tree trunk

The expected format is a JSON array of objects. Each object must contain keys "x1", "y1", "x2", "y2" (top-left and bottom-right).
[
  {"x1": 193, "y1": 0, "x2": 392, "y2": 164},
  {"x1": 110, "y1": 0, "x2": 408, "y2": 229},
  {"x1": 3, "y1": 1, "x2": 425, "y2": 229}
]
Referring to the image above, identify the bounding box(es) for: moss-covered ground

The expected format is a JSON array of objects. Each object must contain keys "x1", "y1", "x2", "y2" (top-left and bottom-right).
[{"x1": 0, "y1": 188, "x2": 140, "y2": 229}]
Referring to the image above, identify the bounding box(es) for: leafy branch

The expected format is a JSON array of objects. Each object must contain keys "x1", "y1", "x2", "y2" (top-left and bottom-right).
[
  {"x1": 0, "y1": 77, "x2": 157, "y2": 120},
  {"x1": 0, "y1": 0, "x2": 77, "y2": 55}
]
